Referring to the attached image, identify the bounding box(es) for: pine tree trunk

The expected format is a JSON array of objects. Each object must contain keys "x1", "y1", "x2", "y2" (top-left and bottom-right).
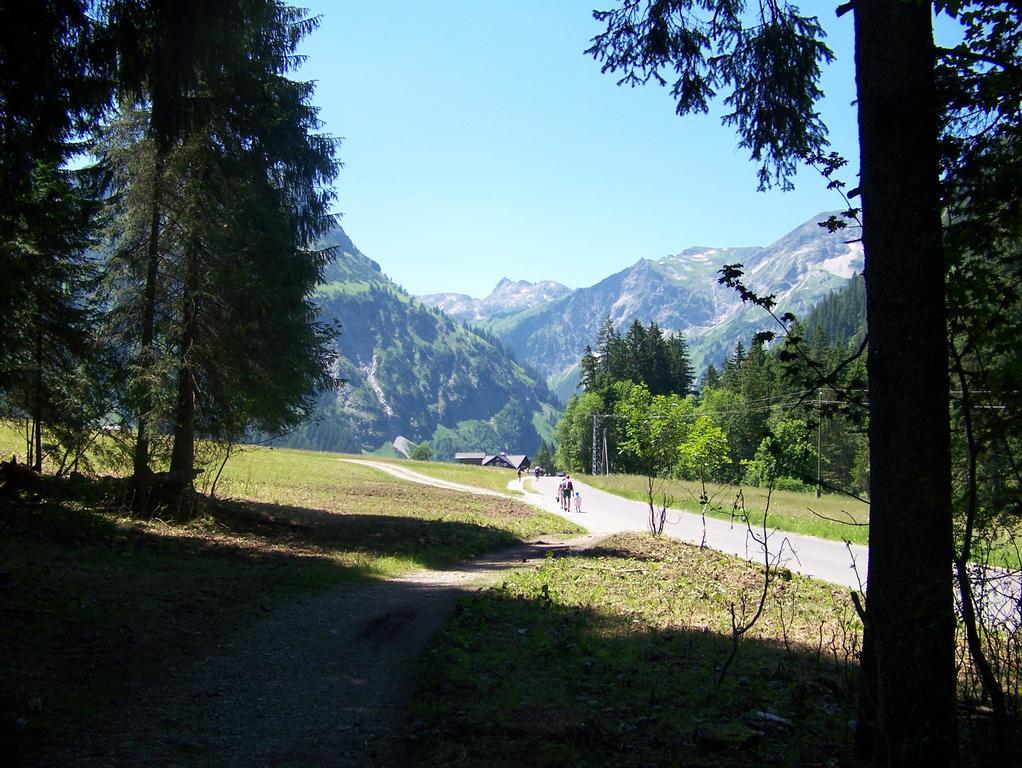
[
  {"x1": 169, "y1": 240, "x2": 199, "y2": 493},
  {"x1": 853, "y1": 2, "x2": 957, "y2": 765},
  {"x1": 31, "y1": 304, "x2": 43, "y2": 473},
  {"x1": 132, "y1": 156, "x2": 165, "y2": 489}
]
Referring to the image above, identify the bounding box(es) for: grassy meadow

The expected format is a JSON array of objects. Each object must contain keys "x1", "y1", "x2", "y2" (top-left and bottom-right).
[
  {"x1": 0, "y1": 427, "x2": 581, "y2": 758},
  {"x1": 3, "y1": 423, "x2": 1017, "y2": 765}
]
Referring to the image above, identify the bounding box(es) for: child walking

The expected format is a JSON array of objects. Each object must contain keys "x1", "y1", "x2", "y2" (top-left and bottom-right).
[{"x1": 574, "y1": 489, "x2": 582, "y2": 513}]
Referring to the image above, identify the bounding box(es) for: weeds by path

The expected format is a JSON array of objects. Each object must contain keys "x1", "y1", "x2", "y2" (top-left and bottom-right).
[{"x1": 410, "y1": 532, "x2": 862, "y2": 767}]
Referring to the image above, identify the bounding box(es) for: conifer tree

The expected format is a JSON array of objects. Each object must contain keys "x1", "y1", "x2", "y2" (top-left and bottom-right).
[
  {"x1": 2, "y1": 162, "x2": 105, "y2": 471},
  {"x1": 99, "y1": 1, "x2": 339, "y2": 503},
  {"x1": 0, "y1": 1, "x2": 109, "y2": 393}
]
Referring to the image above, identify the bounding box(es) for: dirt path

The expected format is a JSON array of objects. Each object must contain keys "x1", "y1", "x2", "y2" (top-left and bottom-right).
[
  {"x1": 341, "y1": 458, "x2": 509, "y2": 497},
  {"x1": 38, "y1": 537, "x2": 592, "y2": 768}
]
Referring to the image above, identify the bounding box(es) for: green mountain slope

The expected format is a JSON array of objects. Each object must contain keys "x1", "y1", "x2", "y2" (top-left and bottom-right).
[
  {"x1": 419, "y1": 213, "x2": 863, "y2": 402},
  {"x1": 278, "y1": 229, "x2": 559, "y2": 456}
]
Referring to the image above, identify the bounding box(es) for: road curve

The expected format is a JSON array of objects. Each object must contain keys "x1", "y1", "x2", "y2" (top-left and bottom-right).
[
  {"x1": 344, "y1": 459, "x2": 868, "y2": 590},
  {"x1": 342, "y1": 459, "x2": 509, "y2": 497}
]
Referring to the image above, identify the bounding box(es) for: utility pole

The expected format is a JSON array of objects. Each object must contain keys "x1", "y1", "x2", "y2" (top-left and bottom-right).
[{"x1": 816, "y1": 388, "x2": 823, "y2": 498}]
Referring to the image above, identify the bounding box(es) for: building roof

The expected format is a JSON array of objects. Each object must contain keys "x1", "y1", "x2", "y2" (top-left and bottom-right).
[
  {"x1": 482, "y1": 453, "x2": 530, "y2": 470},
  {"x1": 454, "y1": 451, "x2": 487, "y2": 460}
]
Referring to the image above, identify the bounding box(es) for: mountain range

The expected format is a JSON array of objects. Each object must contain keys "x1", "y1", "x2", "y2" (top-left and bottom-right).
[
  {"x1": 417, "y1": 213, "x2": 863, "y2": 402},
  {"x1": 283, "y1": 213, "x2": 862, "y2": 455}
]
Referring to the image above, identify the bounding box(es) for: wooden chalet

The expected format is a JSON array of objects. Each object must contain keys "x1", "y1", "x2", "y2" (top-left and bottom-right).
[
  {"x1": 454, "y1": 451, "x2": 531, "y2": 471},
  {"x1": 482, "y1": 452, "x2": 531, "y2": 471}
]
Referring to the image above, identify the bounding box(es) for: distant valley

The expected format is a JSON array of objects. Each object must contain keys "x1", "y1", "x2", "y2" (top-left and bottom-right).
[{"x1": 285, "y1": 213, "x2": 862, "y2": 455}]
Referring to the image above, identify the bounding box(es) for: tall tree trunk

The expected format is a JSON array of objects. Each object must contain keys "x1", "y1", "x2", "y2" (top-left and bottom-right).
[
  {"x1": 132, "y1": 155, "x2": 165, "y2": 492},
  {"x1": 169, "y1": 240, "x2": 199, "y2": 493},
  {"x1": 853, "y1": 3, "x2": 957, "y2": 765},
  {"x1": 31, "y1": 302, "x2": 43, "y2": 473}
]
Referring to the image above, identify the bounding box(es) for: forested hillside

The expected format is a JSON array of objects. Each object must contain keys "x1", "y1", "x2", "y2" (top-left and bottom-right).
[
  {"x1": 800, "y1": 272, "x2": 866, "y2": 349},
  {"x1": 278, "y1": 229, "x2": 561, "y2": 457},
  {"x1": 556, "y1": 317, "x2": 868, "y2": 497}
]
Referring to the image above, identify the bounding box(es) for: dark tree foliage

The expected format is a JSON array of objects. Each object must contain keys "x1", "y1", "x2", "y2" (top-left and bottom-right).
[
  {"x1": 0, "y1": 0, "x2": 110, "y2": 388},
  {"x1": 587, "y1": 0, "x2": 833, "y2": 191},
  {"x1": 581, "y1": 317, "x2": 695, "y2": 398},
  {"x1": 937, "y1": 2, "x2": 1022, "y2": 749},
  {"x1": 800, "y1": 272, "x2": 866, "y2": 349},
  {"x1": 0, "y1": 162, "x2": 107, "y2": 472},
  {"x1": 97, "y1": 2, "x2": 340, "y2": 498},
  {"x1": 533, "y1": 439, "x2": 555, "y2": 471}
]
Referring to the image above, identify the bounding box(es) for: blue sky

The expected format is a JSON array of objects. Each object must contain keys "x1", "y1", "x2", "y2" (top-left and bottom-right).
[{"x1": 297, "y1": 1, "x2": 861, "y2": 298}]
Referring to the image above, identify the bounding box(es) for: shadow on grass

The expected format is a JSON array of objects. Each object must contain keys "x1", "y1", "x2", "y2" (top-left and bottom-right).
[
  {"x1": 202, "y1": 496, "x2": 524, "y2": 571},
  {"x1": 410, "y1": 589, "x2": 862, "y2": 768},
  {"x1": 0, "y1": 473, "x2": 548, "y2": 764}
]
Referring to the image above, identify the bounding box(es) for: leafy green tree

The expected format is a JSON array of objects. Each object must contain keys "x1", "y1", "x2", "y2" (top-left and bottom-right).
[
  {"x1": 677, "y1": 416, "x2": 730, "y2": 485},
  {"x1": 742, "y1": 419, "x2": 818, "y2": 490},
  {"x1": 617, "y1": 383, "x2": 695, "y2": 534},
  {"x1": 698, "y1": 387, "x2": 753, "y2": 482},
  {"x1": 410, "y1": 442, "x2": 433, "y2": 461},
  {"x1": 553, "y1": 391, "x2": 604, "y2": 474}
]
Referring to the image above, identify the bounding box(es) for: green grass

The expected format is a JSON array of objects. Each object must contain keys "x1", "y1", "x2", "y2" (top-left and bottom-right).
[
  {"x1": 0, "y1": 422, "x2": 26, "y2": 460},
  {"x1": 585, "y1": 472, "x2": 870, "y2": 545},
  {"x1": 0, "y1": 439, "x2": 581, "y2": 759},
  {"x1": 410, "y1": 532, "x2": 862, "y2": 767}
]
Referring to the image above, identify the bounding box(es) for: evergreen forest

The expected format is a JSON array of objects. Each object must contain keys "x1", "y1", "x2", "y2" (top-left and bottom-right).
[
  {"x1": 0, "y1": 1, "x2": 339, "y2": 513},
  {"x1": 555, "y1": 278, "x2": 869, "y2": 495}
]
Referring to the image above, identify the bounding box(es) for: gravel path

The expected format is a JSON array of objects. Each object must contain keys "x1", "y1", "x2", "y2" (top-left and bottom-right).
[{"x1": 36, "y1": 534, "x2": 590, "y2": 768}]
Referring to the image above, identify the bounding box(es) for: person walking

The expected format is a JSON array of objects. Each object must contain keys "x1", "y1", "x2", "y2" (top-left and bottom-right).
[
  {"x1": 563, "y1": 475, "x2": 573, "y2": 511},
  {"x1": 574, "y1": 489, "x2": 582, "y2": 513}
]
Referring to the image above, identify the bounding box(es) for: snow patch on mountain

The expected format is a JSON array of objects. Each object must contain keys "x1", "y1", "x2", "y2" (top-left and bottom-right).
[
  {"x1": 820, "y1": 247, "x2": 860, "y2": 279},
  {"x1": 419, "y1": 277, "x2": 570, "y2": 322}
]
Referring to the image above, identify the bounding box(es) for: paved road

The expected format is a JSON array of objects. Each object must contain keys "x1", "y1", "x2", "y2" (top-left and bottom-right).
[
  {"x1": 532, "y1": 474, "x2": 868, "y2": 590},
  {"x1": 347, "y1": 460, "x2": 869, "y2": 590}
]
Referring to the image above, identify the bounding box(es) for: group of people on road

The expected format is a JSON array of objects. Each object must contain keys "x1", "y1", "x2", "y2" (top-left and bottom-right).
[{"x1": 557, "y1": 474, "x2": 582, "y2": 513}]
